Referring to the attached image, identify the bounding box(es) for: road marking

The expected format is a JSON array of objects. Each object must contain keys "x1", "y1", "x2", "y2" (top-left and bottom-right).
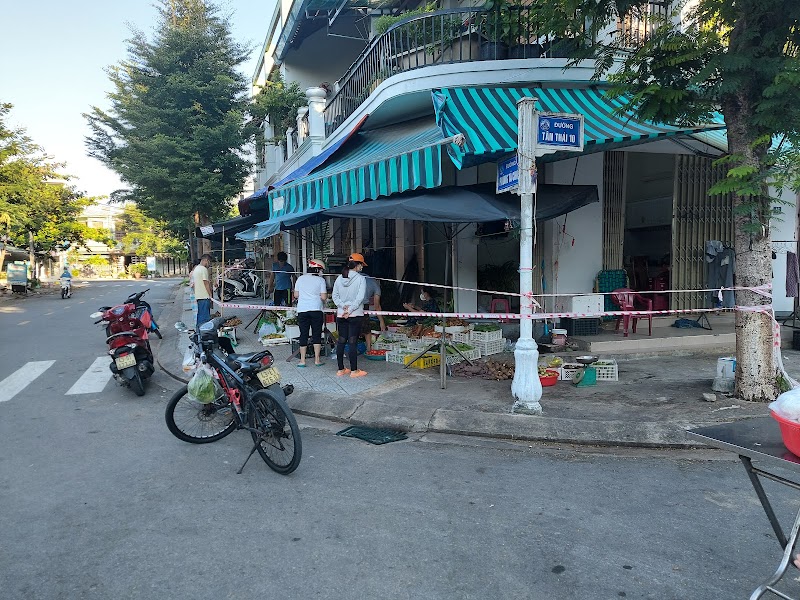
[
  {"x1": 0, "y1": 361, "x2": 56, "y2": 403},
  {"x1": 44, "y1": 311, "x2": 53, "y2": 315},
  {"x1": 66, "y1": 357, "x2": 112, "y2": 395},
  {"x1": 18, "y1": 321, "x2": 30, "y2": 325}
]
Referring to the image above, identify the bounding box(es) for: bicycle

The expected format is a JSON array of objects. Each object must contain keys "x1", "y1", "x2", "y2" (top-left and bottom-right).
[{"x1": 166, "y1": 316, "x2": 302, "y2": 475}]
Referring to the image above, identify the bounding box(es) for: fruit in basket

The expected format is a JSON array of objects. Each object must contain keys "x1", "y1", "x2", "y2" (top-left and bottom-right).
[
  {"x1": 366, "y1": 349, "x2": 388, "y2": 356},
  {"x1": 548, "y1": 357, "x2": 563, "y2": 367},
  {"x1": 223, "y1": 317, "x2": 242, "y2": 327},
  {"x1": 262, "y1": 333, "x2": 284, "y2": 339}
]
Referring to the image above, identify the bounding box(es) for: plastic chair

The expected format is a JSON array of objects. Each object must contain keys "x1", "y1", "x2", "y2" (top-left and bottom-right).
[
  {"x1": 610, "y1": 288, "x2": 653, "y2": 337},
  {"x1": 490, "y1": 298, "x2": 511, "y2": 323}
]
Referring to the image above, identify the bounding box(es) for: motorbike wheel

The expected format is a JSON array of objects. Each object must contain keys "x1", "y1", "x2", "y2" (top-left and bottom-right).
[
  {"x1": 165, "y1": 385, "x2": 236, "y2": 444},
  {"x1": 129, "y1": 370, "x2": 146, "y2": 397},
  {"x1": 61, "y1": 288, "x2": 66, "y2": 299},
  {"x1": 249, "y1": 388, "x2": 302, "y2": 475},
  {"x1": 222, "y1": 285, "x2": 235, "y2": 302}
]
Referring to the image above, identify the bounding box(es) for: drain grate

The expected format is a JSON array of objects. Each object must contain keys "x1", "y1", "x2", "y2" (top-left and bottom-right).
[{"x1": 336, "y1": 426, "x2": 408, "y2": 445}]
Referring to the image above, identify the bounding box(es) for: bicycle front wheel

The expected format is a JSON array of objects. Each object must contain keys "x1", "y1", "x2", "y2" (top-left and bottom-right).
[
  {"x1": 248, "y1": 389, "x2": 302, "y2": 474},
  {"x1": 165, "y1": 385, "x2": 236, "y2": 444}
]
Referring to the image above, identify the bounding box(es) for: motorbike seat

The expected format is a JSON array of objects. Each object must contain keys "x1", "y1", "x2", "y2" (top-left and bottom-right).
[
  {"x1": 225, "y1": 350, "x2": 272, "y2": 372},
  {"x1": 106, "y1": 331, "x2": 140, "y2": 343}
]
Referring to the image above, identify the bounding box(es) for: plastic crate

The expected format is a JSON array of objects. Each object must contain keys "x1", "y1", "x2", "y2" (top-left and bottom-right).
[
  {"x1": 452, "y1": 331, "x2": 472, "y2": 343},
  {"x1": 403, "y1": 353, "x2": 440, "y2": 369},
  {"x1": 475, "y1": 337, "x2": 506, "y2": 357},
  {"x1": 373, "y1": 339, "x2": 406, "y2": 351},
  {"x1": 386, "y1": 350, "x2": 414, "y2": 364},
  {"x1": 470, "y1": 328, "x2": 503, "y2": 343},
  {"x1": 560, "y1": 317, "x2": 600, "y2": 336},
  {"x1": 560, "y1": 364, "x2": 582, "y2": 381},
  {"x1": 422, "y1": 336, "x2": 444, "y2": 345},
  {"x1": 445, "y1": 346, "x2": 481, "y2": 364},
  {"x1": 382, "y1": 331, "x2": 409, "y2": 342},
  {"x1": 594, "y1": 359, "x2": 618, "y2": 381},
  {"x1": 405, "y1": 339, "x2": 433, "y2": 352}
]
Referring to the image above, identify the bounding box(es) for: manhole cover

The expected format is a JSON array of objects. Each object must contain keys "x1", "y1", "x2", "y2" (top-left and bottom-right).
[{"x1": 336, "y1": 426, "x2": 408, "y2": 445}]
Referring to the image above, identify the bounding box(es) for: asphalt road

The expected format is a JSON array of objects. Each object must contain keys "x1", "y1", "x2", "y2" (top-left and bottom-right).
[{"x1": 2, "y1": 280, "x2": 800, "y2": 599}]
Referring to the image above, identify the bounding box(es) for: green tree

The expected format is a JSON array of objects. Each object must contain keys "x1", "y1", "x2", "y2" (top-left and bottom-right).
[
  {"x1": 84, "y1": 0, "x2": 251, "y2": 260},
  {"x1": 543, "y1": 0, "x2": 800, "y2": 401},
  {"x1": 0, "y1": 103, "x2": 111, "y2": 269},
  {"x1": 120, "y1": 204, "x2": 187, "y2": 258}
]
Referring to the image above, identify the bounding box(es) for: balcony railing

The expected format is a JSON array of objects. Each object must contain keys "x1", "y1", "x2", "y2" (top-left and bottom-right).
[
  {"x1": 323, "y1": 5, "x2": 585, "y2": 137},
  {"x1": 616, "y1": 1, "x2": 669, "y2": 47}
]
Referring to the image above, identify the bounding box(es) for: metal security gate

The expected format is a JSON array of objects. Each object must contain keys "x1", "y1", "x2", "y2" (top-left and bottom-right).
[
  {"x1": 671, "y1": 155, "x2": 734, "y2": 310},
  {"x1": 602, "y1": 151, "x2": 626, "y2": 270}
]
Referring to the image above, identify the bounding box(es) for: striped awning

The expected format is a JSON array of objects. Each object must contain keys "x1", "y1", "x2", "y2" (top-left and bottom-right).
[
  {"x1": 433, "y1": 87, "x2": 728, "y2": 168},
  {"x1": 244, "y1": 119, "x2": 447, "y2": 224}
]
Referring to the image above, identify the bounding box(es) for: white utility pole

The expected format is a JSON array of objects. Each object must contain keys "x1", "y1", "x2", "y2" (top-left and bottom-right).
[{"x1": 511, "y1": 97, "x2": 543, "y2": 414}]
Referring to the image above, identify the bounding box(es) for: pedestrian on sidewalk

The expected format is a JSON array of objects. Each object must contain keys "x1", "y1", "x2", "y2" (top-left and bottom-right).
[
  {"x1": 362, "y1": 269, "x2": 386, "y2": 352},
  {"x1": 193, "y1": 254, "x2": 213, "y2": 328},
  {"x1": 293, "y1": 259, "x2": 328, "y2": 367},
  {"x1": 269, "y1": 251, "x2": 295, "y2": 306},
  {"x1": 332, "y1": 253, "x2": 368, "y2": 378}
]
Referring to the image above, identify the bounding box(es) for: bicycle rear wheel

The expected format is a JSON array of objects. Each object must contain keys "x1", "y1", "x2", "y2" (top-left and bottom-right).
[
  {"x1": 248, "y1": 389, "x2": 301, "y2": 474},
  {"x1": 165, "y1": 385, "x2": 236, "y2": 444}
]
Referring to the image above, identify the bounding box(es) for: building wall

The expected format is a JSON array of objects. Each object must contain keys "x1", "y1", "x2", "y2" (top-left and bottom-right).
[
  {"x1": 771, "y1": 189, "x2": 799, "y2": 315},
  {"x1": 543, "y1": 153, "x2": 604, "y2": 311}
]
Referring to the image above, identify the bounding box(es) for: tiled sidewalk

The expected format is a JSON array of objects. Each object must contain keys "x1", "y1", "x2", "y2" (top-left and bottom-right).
[{"x1": 178, "y1": 285, "x2": 427, "y2": 396}]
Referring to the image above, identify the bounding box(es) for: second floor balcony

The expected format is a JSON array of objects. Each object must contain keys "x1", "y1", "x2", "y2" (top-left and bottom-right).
[{"x1": 322, "y1": 2, "x2": 669, "y2": 137}]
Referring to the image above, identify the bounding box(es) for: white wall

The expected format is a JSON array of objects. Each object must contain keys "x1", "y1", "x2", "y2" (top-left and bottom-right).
[
  {"x1": 771, "y1": 188, "x2": 799, "y2": 314},
  {"x1": 453, "y1": 225, "x2": 478, "y2": 312},
  {"x1": 542, "y1": 153, "x2": 604, "y2": 311},
  {"x1": 281, "y1": 27, "x2": 366, "y2": 91}
]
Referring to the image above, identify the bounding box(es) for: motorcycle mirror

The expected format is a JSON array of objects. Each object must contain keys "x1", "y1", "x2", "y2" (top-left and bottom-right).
[
  {"x1": 174, "y1": 322, "x2": 188, "y2": 332},
  {"x1": 90, "y1": 311, "x2": 103, "y2": 319}
]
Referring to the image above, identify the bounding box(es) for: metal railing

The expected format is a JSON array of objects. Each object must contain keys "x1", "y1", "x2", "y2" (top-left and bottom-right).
[
  {"x1": 323, "y1": 5, "x2": 584, "y2": 137},
  {"x1": 616, "y1": 1, "x2": 670, "y2": 47}
]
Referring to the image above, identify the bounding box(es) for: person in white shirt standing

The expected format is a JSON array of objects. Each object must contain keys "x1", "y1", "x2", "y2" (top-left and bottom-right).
[
  {"x1": 193, "y1": 254, "x2": 213, "y2": 328},
  {"x1": 293, "y1": 259, "x2": 329, "y2": 367}
]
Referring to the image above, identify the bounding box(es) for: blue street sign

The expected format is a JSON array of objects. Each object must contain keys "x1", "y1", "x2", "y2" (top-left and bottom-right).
[
  {"x1": 496, "y1": 154, "x2": 519, "y2": 193},
  {"x1": 536, "y1": 113, "x2": 584, "y2": 152}
]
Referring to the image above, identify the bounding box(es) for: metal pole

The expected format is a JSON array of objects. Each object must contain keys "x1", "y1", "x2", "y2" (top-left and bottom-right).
[
  {"x1": 511, "y1": 97, "x2": 543, "y2": 414},
  {"x1": 220, "y1": 226, "x2": 225, "y2": 318},
  {"x1": 440, "y1": 223, "x2": 451, "y2": 389}
]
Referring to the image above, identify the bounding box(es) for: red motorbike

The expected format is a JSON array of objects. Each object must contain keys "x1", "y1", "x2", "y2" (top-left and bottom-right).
[{"x1": 91, "y1": 302, "x2": 155, "y2": 396}]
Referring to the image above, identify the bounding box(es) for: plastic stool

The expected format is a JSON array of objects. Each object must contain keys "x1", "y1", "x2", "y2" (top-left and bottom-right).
[{"x1": 490, "y1": 298, "x2": 511, "y2": 323}]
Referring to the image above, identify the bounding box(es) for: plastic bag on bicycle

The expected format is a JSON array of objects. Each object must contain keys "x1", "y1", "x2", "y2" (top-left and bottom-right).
[{"x1": 187, "y1": 364, "x2": 222, "y2": 404}]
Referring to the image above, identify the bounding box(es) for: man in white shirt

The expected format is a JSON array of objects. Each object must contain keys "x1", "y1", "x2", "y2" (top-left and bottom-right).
[{"x1": 193, "y1": 254, "x2": 213, "y2": 328}]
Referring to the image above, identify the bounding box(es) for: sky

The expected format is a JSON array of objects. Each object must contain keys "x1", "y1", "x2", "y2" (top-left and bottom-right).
[{"x1": 1, "y1": 0, "x2": 275, "y2": 199}]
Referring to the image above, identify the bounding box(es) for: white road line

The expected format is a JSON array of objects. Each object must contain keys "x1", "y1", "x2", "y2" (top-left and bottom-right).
[
  {"x1": 66, "y1": 357, "x2": 112, "y2": 395},
  {"x1": 0, "y1": 361, "x2": 56, "y2": 403},
  {"x1": 18, "y1": 321, "x2": 30, "y2": 325}
]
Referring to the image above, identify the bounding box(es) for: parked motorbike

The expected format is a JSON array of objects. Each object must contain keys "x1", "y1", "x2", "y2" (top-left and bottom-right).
[
  {"x1": 90, "y1": 303, "x2": 155, "y2": 396},
  {"x1": 121, "y1": 288, "x2": 162, "y2": 339},
  {"x1": 219, "y1": 260, "x2": 263, "y2": 302},
  {"x1": 60, "y1": 277, "x2": 72, "y2": 299}
]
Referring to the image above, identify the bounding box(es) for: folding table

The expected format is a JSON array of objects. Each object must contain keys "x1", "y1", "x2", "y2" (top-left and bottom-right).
[{"x1": 688, "y1": 418, "x2": 800, "y2": 600}]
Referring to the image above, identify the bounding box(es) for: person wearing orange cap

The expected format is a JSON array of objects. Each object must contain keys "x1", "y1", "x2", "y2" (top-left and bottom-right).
[{"x1": 332, "y1": 253, "x2": 368, "y2": 377}]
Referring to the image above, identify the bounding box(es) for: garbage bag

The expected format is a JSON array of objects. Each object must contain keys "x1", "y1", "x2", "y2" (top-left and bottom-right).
[
  {"x1": 182, "y1": 347, "x2": 198, "y2": 374},
  {"x1": 187, "y1": 364, "x2": 222, "y2": 404},
  {"x1": 770, "y1": 388, "x2": 800, "y2": 422}
]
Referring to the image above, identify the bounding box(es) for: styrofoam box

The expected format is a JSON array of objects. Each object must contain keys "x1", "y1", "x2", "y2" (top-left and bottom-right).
[{"x1": 554, "y1": 294, "x2": 604, "y2": 314}]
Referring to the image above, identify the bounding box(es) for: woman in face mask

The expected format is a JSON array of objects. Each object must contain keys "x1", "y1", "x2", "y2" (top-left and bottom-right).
[
  {"x1": 403, "y1": 287, "x2": 440, "y2": 333},
  {"x1": 332, "y1": 253, "x2": 368, "y2": 378}
]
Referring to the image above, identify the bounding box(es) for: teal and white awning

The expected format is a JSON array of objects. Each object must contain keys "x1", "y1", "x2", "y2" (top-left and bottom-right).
[
  {"x1": 236, "y1": 120, "x2": 449, "y2": 240},
  {"x1": 433, "y1": 87, "x2": 728, "y2": 168}
]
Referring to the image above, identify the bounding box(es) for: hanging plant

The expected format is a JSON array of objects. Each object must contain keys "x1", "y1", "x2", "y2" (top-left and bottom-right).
[{"x1": 251, "y1": 72, "x2": 306, "y2": 142}]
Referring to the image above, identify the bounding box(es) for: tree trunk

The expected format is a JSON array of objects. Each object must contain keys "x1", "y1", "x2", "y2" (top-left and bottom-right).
[
  {"x1": 188, "y1": 225, "x2": 197, "y2": 265},
  {"x1": 725, "y1": 106, "x2": 778, "y2": 402},
  {"x1": 195, "y1": 212, "x2": 211, "y2": 257}
]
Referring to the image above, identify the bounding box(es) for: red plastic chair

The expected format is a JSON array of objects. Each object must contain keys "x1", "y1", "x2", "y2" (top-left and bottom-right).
[
  {"x1": 490, "y1": 298, "x2": 511, "y2": 323},
  {"x1": 610, "y1": 288, "x2": 653, "y2": 337}
]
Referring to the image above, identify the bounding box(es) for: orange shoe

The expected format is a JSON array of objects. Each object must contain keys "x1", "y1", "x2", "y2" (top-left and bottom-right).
[
  {"x1": 350, "y1": 369, "x2": 367, "y2": 378},
  {"x1": 336, "y1": 369, "x2": 351, "y2": 377}
]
